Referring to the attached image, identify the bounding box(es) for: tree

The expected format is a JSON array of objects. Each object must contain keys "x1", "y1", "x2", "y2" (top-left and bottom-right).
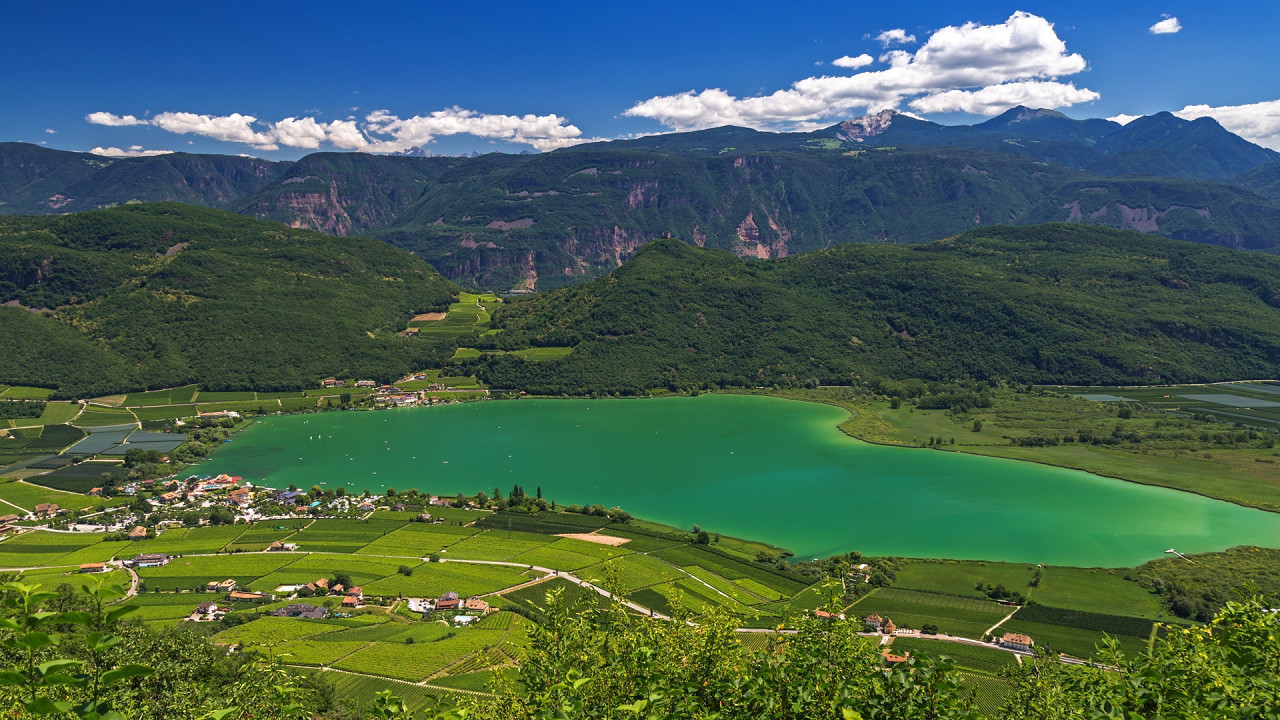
[{"x1": 972, "y1": 419, "x2": 983, "y2": 432}]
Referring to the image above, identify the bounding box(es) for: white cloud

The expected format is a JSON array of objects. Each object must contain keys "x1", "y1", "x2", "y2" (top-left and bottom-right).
[
  {"x1": 876, "y1": 29, "x2": 917, "y2": 47},
  {"x1": 44, "y1": 128, "x2": 56, "y2": 134},
  {"x1": 1174, "y1": 99, "x2": 1280, "y2": 150},
  {"x1": 149, "y1": 112, "x2": 276, "y2": 145},
  {"x1": 89, "y1": 145, "x2": 174, "y2": 158},
  {"x1": 625, "y1": 12, "x2": 1096, "y2": 131},
  {"x1": 909, "y1": 80, "x2": 1099, "y2": 116},
  {"x1": 85, "y1": 112, "x2": 146, "y2": 127},
  {"x1": 84, "y1": 106, "x2": 592, "y2": 153},
  {"x1": 832, "y1": 54, "x2": 874, "y2": 69},
  {"x1": 1149, "y1": 16, "x2": 1181, "y2": 34},
  {"x1": 1107, "y1": 113, "x2": 1142, "y2": 126}
]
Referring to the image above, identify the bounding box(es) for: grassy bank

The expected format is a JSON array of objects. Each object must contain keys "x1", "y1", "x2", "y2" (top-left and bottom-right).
[{"x1": 750, "y1": 386, "x2": 1280, "y2": 513}]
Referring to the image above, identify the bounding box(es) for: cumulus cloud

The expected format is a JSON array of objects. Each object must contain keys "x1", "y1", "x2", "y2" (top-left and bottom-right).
[
  {"x1": 625, "y1": 11, "x2": 1096, "y2": 131},
  {"x1": 876, "y1": 29, "x2": 917, "y2": 47},
  {"x1": 89, "y1": 145, "x2": 174, "y2": 158},
  {"x1": 84, "y1": 106, "x2": 592, "y2": 153},
  {"x1": 909, "y1": 80, "x2": 1099, "y2": 116},
  {"x1": 1150, "y1": 16, "x2": 1181, "y2": 34},
  {"x1": 832, "y1": 54, "x2": 874, "y2": 69},
  {"x1": 362, "y1": 107, "x2": 593, "y2": 152},
  {"x1": 44, "y1": 128, "x2": 56, "y2": 134},
  {"x1": 1107, "y1": 113, "x2": 1142, "y2": 125},
  {"x1": 85, "y1": 112, "x2": 147, "y2": 127},
  {"x1": 1174, "y1": 99, "x2": 1280, "y2": 150}
]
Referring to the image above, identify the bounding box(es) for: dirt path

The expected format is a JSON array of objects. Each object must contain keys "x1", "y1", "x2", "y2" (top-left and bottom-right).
[{"x1": 983, "y1": 607, "x2": 1020, "y2": 638}]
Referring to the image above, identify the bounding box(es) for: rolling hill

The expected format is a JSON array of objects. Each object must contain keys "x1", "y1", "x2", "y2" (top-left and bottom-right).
[
  {"x1": 0, "y1": 203, "x2": 456, "y2": 397},
  {"x1": 474, "y1": 225, "x2": 1280, "y2": 393}
]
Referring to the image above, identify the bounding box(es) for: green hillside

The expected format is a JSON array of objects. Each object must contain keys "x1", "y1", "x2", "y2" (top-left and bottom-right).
[
  {"x1": 1020, "y1": 176, "x2": 1280, "y2": 249},
  {"x1": 0, "y1": 203, "x2": 457, "y2": 397},
  {"x1": 477, "y1": 224, "x2": 1280, "y2": 392}
]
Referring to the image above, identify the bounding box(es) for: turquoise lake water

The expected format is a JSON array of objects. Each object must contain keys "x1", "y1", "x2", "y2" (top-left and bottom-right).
[{"x1": 197, "y1": 394, "x2": 1280, "y2": 567}]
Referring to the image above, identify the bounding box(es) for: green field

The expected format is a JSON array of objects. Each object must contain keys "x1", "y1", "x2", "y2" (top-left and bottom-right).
[
  {"x1": 508, "y1": 538, "x2": 631, "y2": 571},
  {"x1": 0, "y1": 386, "x2": 56, "y2": 401},
  {"x1": 496, "y1": 577, "x2": 603, "y2": 619},
  {"x1": 214, "y1": 617, "x2": 340, "y2": 646},
  {"x1": 441, "y1": 530, "x2": 557, "y2": 562},
  {"x1": 128, "y1": 525, "x2": 248, "y2": 556},
  {"x1": 128, "y1": 592, "x2": 211, "y2": 621},
  {"x1": 360, "y1": 560, "x2": 530, "y2": 598},
  {"x1": 123, "y1": 386, "x2": 200, "y2": 407},
  {"x1": 8, "y1": 402, "x2": 81, "y2": 427},
  {"x1": 411, "y1": 294, "x2": 495, "y2": 338},
  {"x1": 248, "y1": 553, "x2": 411, "y2": 591},
  {"x1": 893, "y1": 560, "x2": 1037, "y2": 599},
  {"x1": 131, "y1": 404, "x2": 198, "y2": 421},
  {"x1": 0, "y1": 479, "x2": 99, "y2": 512},
  {"x1": 508, "y1": 347, "x2": 573, "y2": 361},
  {"x1": 136, "y1": 553, "x2": 301, "y2": 591},
  {"x1": 356, "y1": 522, "x2": 480, "y2": 557},
  {"x1": 0, "y1": 531, "x2": 108, "y2": 567},
  {"x1": 319, "y1": 670, "x2": 451, "y2": 713},
  {"x1": 332, "y1": 626, "x2": 507, "y2": 680},
  {"x1": 1032, "y1": 567, "x2": 1163, "y2": 618},
  {"x1": 958, "y1": 672, "x2": 1015, "y2": 717},
  {"x1": 849, "y1": 588, "x2": 1010, "y2": 639},
  {"x1": 450, "y1": 346, "x2": 572, "y2": 363},
  {"x1": 577, "y1": 553, "x2": 685, "y2": 593},
  {"x1": 998, "y1": 618, "x2": 1150, "y2": 659},
  {"x1": 194, "y1": 391, "x2": 259, "y2": 402},
  {"x1": 225, "y1": 522, "x2": 300, "y2": 551},
  {"x1": 73, "y1": 406, "x2": 137, "y2": 427},
  {"x1": 289, "y1": 518, "x2": 407, "y2": 553}
]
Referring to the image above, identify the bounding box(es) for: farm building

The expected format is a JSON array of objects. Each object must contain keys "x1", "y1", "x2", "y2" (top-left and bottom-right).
[{"x1": 1001, "y1": 633, "x2": 1034, "y2": 652}]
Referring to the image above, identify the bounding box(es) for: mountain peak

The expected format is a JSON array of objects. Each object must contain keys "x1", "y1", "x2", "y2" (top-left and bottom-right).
[
  {"x1": 983, "y1": 106, "x2": 1070, "y2": 127},
  {"x1": 835, "y1": 109, "x2": 901, "y2": 142}
]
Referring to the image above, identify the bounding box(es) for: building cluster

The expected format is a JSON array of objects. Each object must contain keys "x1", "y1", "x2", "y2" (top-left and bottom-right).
[
  {"x1": 420, "y1": 591, "x2": 493, "y2": 625},
  {"x1": 300, "y1": 577, "x2": 365, "y2": 608},
  {"x1": 321, "y1": 377, "x2": 462, "y2": 408},
  {"x1": 863, "y1": 614, "x2": 897, "y2": 634}
]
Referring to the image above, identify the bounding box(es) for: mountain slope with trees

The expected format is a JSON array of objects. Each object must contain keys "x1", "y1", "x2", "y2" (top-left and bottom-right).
[
  {"x1": 476, "y1": 224, "x2": 1280, "y2": 392},
  {"x1": 0, "y1": 203, "x2": 456, "y2": 397}
]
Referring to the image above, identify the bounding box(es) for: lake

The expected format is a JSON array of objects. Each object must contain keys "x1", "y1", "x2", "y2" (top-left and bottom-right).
[{"x1": 197, "y1": 395, "x2": 1280, "y2": 567}]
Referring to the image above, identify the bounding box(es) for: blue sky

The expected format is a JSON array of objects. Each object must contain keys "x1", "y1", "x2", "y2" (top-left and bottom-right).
[{"x1": 6, "y1": 1, "x2": 1280, "y2": 158}]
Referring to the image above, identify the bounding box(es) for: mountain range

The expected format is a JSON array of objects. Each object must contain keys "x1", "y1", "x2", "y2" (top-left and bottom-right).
[{"x1": 3, "y1": 107, "x2": 1280, "y2": 291}]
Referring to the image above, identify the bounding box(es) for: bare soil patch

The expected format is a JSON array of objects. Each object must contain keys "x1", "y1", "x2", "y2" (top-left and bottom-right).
[
  {"x1": 555, "y1": 532, "x2": 631, "y2": 547},
  {"x1": 412, "y1": 312, "x2": 447, "y2": 322}
]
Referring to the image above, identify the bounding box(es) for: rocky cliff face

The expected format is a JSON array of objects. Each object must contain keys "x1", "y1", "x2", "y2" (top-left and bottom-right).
[{"x1": 836, "y1": 110, "x2": 898, "y2": 142}]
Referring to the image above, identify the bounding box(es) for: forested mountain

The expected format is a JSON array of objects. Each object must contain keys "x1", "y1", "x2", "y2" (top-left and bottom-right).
[
  {"x1": 0, "y1": 143, "x2": 288, "y2": 214},
  {"x1": 3, "y1": 107, "x2": 1280, "y2": 290},
  {"x1": 0, "y1": 203, "x2": 455, "y2": 397},
  {"x1": 475, "y1": 225, "x2": 1280, "y2": 393}
]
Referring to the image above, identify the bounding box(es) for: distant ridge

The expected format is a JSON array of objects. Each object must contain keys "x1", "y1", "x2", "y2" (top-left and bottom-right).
[{"x1": 3, "y1": 107, "x2": 1279, "y2": 290}]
